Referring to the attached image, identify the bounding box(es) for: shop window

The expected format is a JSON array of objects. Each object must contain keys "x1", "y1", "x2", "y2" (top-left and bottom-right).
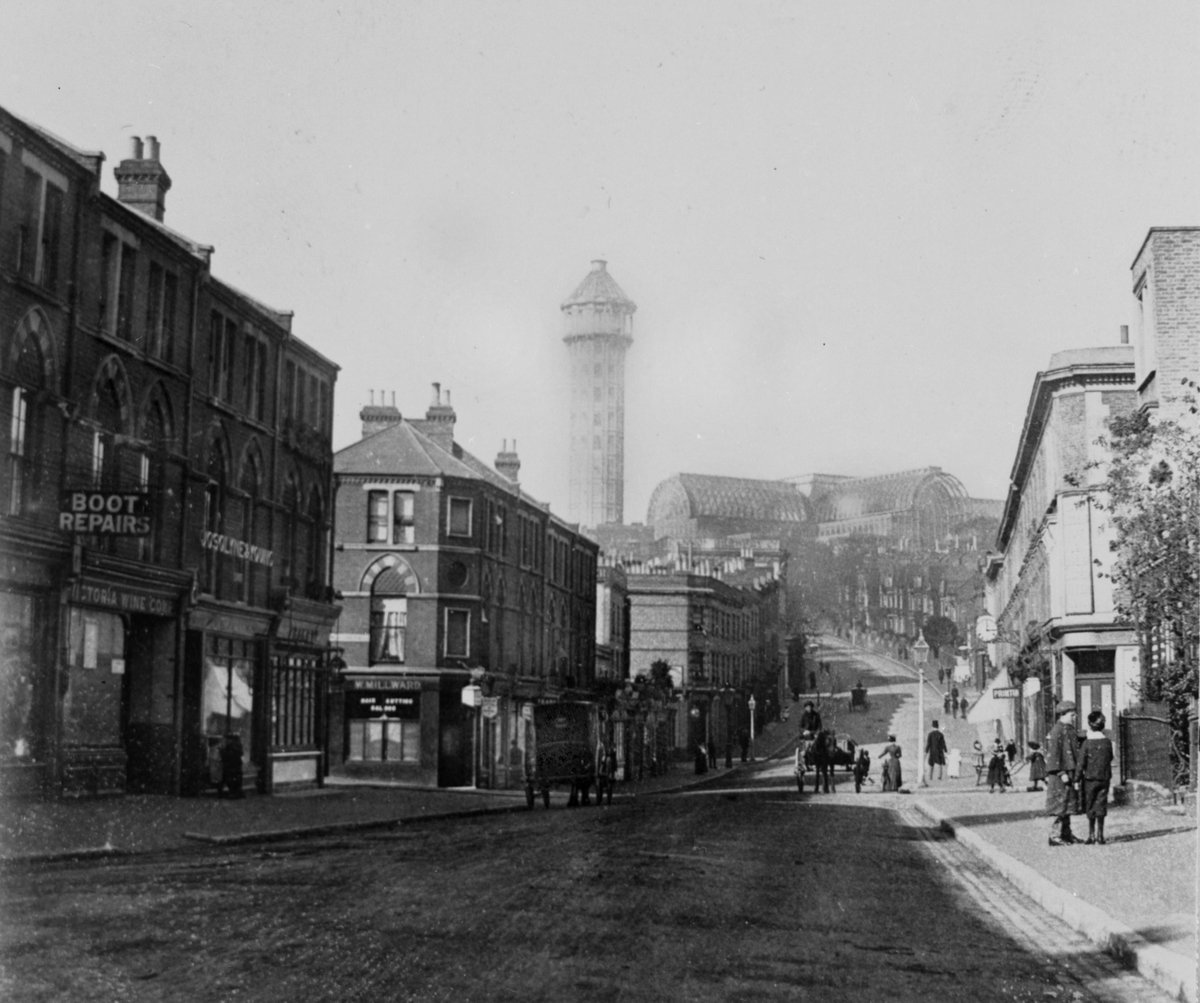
[
  {"x1": 445, "y1": 608, "x2": 470, "y2": 657},
  {"x1": 0, "y1": 594, "x2": 37, "y2": 761},
  {"x1": 63, "y1": 607, "x2": 124, "y2": 746},
  {"x1": 347, "y1": 718, "x2": 420, "y2": 763},
  {"x1": 271, "y1": 654, "x2": 319, "y2": 750},
  {"x1": 202, "y1": 636, "x2": 255, "y2": 763},
  {"x1": 447, "y1": 497, "x2": 472, "y2": 538}
]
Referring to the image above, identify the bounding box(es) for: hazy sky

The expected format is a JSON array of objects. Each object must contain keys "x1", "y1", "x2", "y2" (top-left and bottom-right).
[{"x1": 5, "y1": 3, "x2": 1197, "y2": 520}]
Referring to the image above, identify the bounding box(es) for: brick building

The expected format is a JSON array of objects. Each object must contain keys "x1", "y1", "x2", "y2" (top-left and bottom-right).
[
  {"x1": 624, "y1": 555, "x2": 783, "y2": 761},
  {"x1": 0, "y1": 107, "x2": 339, "y2": 798},
  {"x1": 1130, "y1": 227, "x2": 1200, "y2": 421},
  {"x1": 983, "y1": 343, "x2": 1138, "y2": 752},
  {"x1": 329, "y1": 390, "x2": 598, "y2": 789}
]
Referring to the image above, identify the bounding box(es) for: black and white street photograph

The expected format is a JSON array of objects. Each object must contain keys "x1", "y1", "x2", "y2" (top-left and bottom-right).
[{"x1": 0, "y1": 3, "x2": 1197, "y2": 1001}]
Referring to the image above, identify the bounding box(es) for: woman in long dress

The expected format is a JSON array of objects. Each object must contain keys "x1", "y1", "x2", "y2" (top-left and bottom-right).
[{"x1": 879, "y1": 734, "x2": 902, "y2": 791}]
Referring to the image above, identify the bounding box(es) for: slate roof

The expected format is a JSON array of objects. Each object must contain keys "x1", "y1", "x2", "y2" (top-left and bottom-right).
[
  {"x1": 334, "y1": 418, "x2": 543, "y2": 507},
  {"x1": 561, "y1": 260, "x2": 637, "y2": 311}
]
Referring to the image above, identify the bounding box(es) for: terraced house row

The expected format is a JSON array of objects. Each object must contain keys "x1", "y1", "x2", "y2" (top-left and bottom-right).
[{"x1": 0, "y1": 105, "x2": 340, "y2": 798}]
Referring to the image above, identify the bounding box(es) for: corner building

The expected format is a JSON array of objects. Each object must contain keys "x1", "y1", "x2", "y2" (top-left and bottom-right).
[
  {"x1": 330, "y1": 390, "x2": 598, "y2": 788},
  {"x1": 0, "y1": 107, "x2": 339, "y2": 799}
]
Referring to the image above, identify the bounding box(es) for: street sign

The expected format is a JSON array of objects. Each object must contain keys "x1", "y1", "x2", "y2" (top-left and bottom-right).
[
  {"x1": 993, "y1": 686, "x2": 1019, "y2": 699},
  {"x1": 482, "y1": 696, "x2": 500, "y2": 719}
]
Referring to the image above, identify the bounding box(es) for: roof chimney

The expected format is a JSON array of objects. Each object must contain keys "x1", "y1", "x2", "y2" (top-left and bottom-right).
[
  {"x1": 495, "y1": 438, "x2": 521, "y2": 483},
  {"x1": 359, "y1": 389, "x2": 403, "y2": 439},
  {"x1": 114, "y1": 133, "x2": 172, "y2": 221},
  {"x1": 420, "y1": 382, "x2": 457, "y2": 451}
]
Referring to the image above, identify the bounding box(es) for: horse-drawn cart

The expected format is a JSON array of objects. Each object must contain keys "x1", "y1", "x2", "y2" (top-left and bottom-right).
[
  {"x1": 526, "y1": 702, "x2": 611, "y2": 808},
  {"x1": 795, "y1": 731, "x2": 857, "y2": 793}
]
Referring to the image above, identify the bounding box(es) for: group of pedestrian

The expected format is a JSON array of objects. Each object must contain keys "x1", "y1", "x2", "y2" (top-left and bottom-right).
[
  {"x1": 1045, "y1": 701, "x2": 1114, "y2": 847},
  {"x1": 941, "y1": 686, "x2": 968, "y2": 720}
]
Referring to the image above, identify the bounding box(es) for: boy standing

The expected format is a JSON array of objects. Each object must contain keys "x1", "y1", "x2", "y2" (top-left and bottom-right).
[{"x1": 1076, "y1": 710, "x2": 1115, "y2": 844}]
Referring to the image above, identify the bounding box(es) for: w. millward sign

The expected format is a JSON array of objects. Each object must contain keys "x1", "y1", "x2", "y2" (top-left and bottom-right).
[{"x1": 59, "y1": 491, "x2": 150, "y2": 535}]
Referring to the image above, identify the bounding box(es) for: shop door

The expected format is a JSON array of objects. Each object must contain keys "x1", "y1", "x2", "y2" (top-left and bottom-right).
[
  {"x1": 1076, "y1": 676, "x2": 1115, "y2": 736},
  {"x1": 1072, "y1": 648, "x2": 1115, "y2": 737},
  {"x1": 123, "y1": 618, "x2": 178, "y2": 794},
  {"x1": 437, "y1": 694, "x2": 473, "y2": 787}
]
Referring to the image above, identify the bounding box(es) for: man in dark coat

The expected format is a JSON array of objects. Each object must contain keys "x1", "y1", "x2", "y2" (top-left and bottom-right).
[
  {"x1": 1044, "y1": 700, "x2": 1080, "y2": 846},
  {"x1": 797, "y1": 701, "x2": 822, "y2": 739},
  {"x1": 925, "y1": 720, "x2": 948, "y2": 781}
]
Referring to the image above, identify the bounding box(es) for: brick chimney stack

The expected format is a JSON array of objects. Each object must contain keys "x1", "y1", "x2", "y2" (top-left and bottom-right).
[
  {"x1": 359, "y1": 389, "x2": 403, "y2": 438},
  {"x1": 114, "y1": 134, "x2": 172, "y2": 222},
  {"x1": 419, "y1": 382, "x2": 457, "y2": 452},
  {"x1": 495, "y1": 439, "x2": 521, "y2": 483}
]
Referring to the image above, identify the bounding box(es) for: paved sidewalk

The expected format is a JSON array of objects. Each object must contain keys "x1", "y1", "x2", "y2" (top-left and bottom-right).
[
  {"x1": 819, "y1": 635, "x2": 1199, "y2": 1003},
  {"x1": 0, "y1": 756, "x2": 714, "y2": 863}
]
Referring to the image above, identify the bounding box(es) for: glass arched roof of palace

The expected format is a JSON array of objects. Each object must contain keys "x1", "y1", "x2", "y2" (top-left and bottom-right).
[
  {"x1": 647, "y1": 473, "x2": 813, "y2": 525},
  {"x1": 811, "y1": 467, "x2": 969, "y2": 522}
]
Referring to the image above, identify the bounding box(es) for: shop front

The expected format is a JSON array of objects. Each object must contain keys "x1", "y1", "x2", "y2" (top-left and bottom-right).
[
  {"x1": 183, "y1": 603, "x2": 275, "y2": 796},
  {"x1": 331, "y1": 673, "x2": 442, "y2": 787},
  {"x1": 268, "y1": 597, "x2": 340, "y2": 792},
  {"x1": 60, "y1": 567, "x2": 187, "y2": 797},
  {"x1": 0, "y1": 538, "x2": 67, "y2": 798}
]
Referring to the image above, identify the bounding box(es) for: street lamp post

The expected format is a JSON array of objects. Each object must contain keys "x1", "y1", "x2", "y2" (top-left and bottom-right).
[
  {"x1": 747, "y1": 694, "x2": 757, "y2": 762},
  {"x1": 912, "y1": 630, "x2": 930, "y2": 789},
  {"x1": 721, "y1": 685, "x2": 735, "y2": 768}
]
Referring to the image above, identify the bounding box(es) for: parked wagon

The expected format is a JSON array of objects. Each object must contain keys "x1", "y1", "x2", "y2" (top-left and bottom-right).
[{"x1": 526, "y1": 702, "x2": 609, "y2": 808}]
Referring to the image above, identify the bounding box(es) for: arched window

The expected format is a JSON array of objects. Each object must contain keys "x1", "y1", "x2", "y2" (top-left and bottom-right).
[
  {"x1": 281, "y1": 472, "x2": 302, "y2": 590},
  {"x1": 305, "y1": 486, "x2": 324, "y2": 598},
  {"x1": 366, "y1": 557, "x2": 419, "y2": 664},
  {"x1": 137, "y1": 393, "x2": 173, "y2": 563},
  {"x1": 203, "y1": 437, "x2": 229, "y2": 595},
  {"x1": 238, "y1": 447, "x2": 263, "y2": 604},
  {"x1": 5, "y1": 328, "x2": 45, "y2": 516}
]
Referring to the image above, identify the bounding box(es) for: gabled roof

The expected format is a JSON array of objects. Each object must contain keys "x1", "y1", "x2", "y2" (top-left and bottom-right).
[{"x1": 335, "y1": 418, "x2": 549, "y2": 511}]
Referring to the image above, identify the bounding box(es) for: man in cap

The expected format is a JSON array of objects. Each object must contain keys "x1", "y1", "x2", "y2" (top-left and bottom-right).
[{"x1": 1044, "y1": 700, "x2": 1080, "y2": 846}]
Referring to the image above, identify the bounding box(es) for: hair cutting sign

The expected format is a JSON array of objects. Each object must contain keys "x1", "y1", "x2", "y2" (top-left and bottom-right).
[{"x1": 59, "y1": 490, "x2": 151, "y2": 535}]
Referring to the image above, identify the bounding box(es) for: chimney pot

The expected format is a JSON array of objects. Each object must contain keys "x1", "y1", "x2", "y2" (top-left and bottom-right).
[
  {"x1": 432, "y1": 382, "x2": 441, "y2": 404},
  {"x1": 145, "y1": 135, "x2": 160, "y2": 161},
  {"x1": 1119, "y1": 324, "x2": 1129, "y2": 345},
  {"x1": 129, "y1": 136, "x2": 144, "y2": 160}
]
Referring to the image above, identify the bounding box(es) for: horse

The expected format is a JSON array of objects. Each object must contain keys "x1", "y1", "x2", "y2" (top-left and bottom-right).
[{"x1": 805, "y1": 730, "x2": 839, "y2": 793}]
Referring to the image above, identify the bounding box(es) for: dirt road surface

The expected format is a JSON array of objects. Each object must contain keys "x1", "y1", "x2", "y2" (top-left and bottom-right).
[{"x1": 0, "y1": 769, "x2": 1175, "y2": 1003}]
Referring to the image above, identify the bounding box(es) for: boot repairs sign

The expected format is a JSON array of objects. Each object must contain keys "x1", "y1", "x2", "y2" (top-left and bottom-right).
[{"x1": 59, "y1": 490, "x2": 151, "y2": 535}]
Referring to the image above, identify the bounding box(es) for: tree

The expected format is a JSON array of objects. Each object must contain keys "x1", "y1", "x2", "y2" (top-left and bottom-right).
[
  {"x1": 921, "y1": 614, "x2": 958, "y2": 658},
  {"x1": 1097, "y1": 388, "x2": 1200, "y2": 746}
]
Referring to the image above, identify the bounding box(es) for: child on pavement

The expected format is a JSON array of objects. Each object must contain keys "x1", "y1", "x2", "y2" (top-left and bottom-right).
[
  {"x1": 1076, "y1": 710, "x2": 1114, "y2": 845},
  {"x1": 1025, "y1": 740, "x2": 1046, "y2": 791}
]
